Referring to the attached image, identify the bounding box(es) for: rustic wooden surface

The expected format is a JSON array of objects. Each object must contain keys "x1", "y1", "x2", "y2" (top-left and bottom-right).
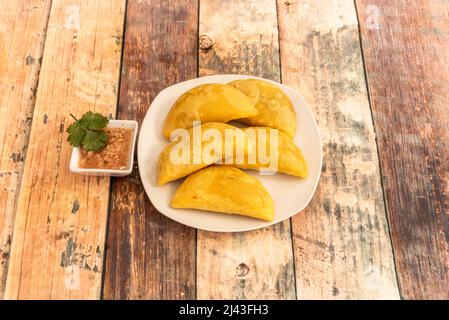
[
  {"x1": 0, "y1": 0, "x2": 52, "y2": 299},
  {"x1": 197, "y1": 0, "x2": 295, "y2": 300},
  {"x1": 278, "y1": 0, "x2": 399, "y2": 299},
  {"x1": 103, "y1": 0, "x2": 198, "y2": 300},
  {"x1": 0, "y1": 0, "x2": 448, "y2": 300},
  {"x1": 356, "y1": 0, "x2": 449, "y2": 299},
  {"x1": 4, "y1": 0, "x2": 125, "y2": 299}
]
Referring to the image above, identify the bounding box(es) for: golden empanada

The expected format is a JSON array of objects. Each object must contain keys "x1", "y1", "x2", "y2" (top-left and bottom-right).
[
  {"x1": 229, "y1": 79, "x2": 296, "y2": 138},
  {"x1": 158, "y1": 122, "x2": 250, "y2": 185},
  {"x1": 162, "y1": 83, "x2": 257, "y2": 139},
  {"x1": 171, "y1": 166, "x2": 274, "y2": 221}
]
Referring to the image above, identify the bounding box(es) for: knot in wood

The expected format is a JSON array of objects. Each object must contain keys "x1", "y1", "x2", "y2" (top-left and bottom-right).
[
  {"x1": 235, "y1": 263, "x2": 250, "y2": 277},
  {"x1": 199, "y1": 35, "x2": 214, "y2": 51}
]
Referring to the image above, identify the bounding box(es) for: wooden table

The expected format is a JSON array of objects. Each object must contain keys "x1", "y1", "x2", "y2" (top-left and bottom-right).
[{"x1": 0, "y1": 0, "x2": 448, "y2": 300}]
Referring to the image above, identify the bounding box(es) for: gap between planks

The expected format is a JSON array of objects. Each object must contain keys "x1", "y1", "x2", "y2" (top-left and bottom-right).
[
  {"x1": 4, "y1": 0, "x2": 126, "y2": 299},
  {"x1": 277, "y1": 0, "x2": 399, "y2": 299},
  {"x1": 197, "y1": 0, "x2": 296, "y2": 300},
  {"x1": 102, "y1": 0, "x2": 198, "y2": 300},
  {"x1": 356, "y1": 0, "x2": 449, "y2": 299}
]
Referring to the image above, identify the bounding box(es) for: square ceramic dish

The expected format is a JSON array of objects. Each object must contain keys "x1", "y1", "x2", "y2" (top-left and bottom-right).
[{"x1": 70, "y1": 119, "x2": 138, "y2": 177}]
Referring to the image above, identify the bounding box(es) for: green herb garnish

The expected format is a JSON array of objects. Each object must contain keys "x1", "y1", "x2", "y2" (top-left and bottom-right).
[{"x1": 67, "y1": 112, "x2": 109, "y2": 151}]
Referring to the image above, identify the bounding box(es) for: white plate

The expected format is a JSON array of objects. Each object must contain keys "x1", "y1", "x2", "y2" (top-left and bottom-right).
[{"x1": 137, "y1": 74, "x2": 322, "y2": 232}]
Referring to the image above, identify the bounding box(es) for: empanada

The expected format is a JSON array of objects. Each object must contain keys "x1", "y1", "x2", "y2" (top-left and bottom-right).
[
  {"x1": 228, "y1": 79, "x2": 297, "y2": 138},
  {"x1": 171, "y1": 166, "x2": 274, "y2": 221},
  {"x1": 162, "y1": 83, "x2": 257, "y2": 139},
  {"x1": 158, "y1": 122, "x2": 250, "y2": 185}
]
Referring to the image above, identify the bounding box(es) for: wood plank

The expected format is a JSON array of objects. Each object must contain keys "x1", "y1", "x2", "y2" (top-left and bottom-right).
[
  {"x1": 4, "y1": 0, "x2": 125, "y2": 299},
  {"x1": 277, "y1": 0, "x2": 399, "y2": 299},
  {"x1": 103, "y1": 0, "x2": 198, "y2": 300},
  {"x1": 0, "y1": 0, "x2": 52, "y2": 299},
  {"x1": 197, "y1": 0, "x2": 295, "y2": 299},
  {"x1": 356, "y1": 0, "x2": 449, "y2": 299}
]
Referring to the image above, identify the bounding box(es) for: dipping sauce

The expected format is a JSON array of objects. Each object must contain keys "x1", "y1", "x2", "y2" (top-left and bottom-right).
[{"x1": 79, "y1": 128, "x2": 132, "y2": 169}]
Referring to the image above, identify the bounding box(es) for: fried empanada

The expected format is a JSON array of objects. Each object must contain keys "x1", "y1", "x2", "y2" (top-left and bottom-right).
[
  {"x1": 171, "y1": 166, "x2": 274, "y2": 221},
  {"x1": 230, "y1": 127, "x2": 308, "y2": 178},
  {"x1": 162, "y1": 83, "x2": 257, "y2": 139},
  {"x1": 158, "y1": 122, "x2": 250, "y2": 185},
  {"x1": 229, "y1": 79, "x2": 297, "y2": 138}
]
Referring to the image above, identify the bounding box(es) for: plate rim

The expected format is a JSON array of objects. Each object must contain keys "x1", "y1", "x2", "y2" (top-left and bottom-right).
[{"x1": 137, "y1": 74, "x2": 322, "y2": 232}]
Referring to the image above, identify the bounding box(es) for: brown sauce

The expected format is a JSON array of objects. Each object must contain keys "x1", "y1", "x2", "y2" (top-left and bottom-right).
[{"x1": 79, "y1": 128, "x2": 132, "y2": 169}]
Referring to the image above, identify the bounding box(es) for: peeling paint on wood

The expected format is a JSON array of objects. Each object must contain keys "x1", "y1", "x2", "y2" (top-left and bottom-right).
[
  {"x1": 0, "y1": 0, "x2": 52, "y2": 299},
  {"x1": 277, "y1": 0, "x2": 400, "y2": 299},
  {"x1": 197, "y1": 0, "x2": 295, "y2": 300},
  {"x1": 25, "y1": 55, "x2": 35, "y2": 66},
  {"x1": 60, "y1": 238, "x2": 102, "y2": 273},
  {"x1": 356, "y1": 0, "x2": 449, "y2": 299},
  {"x1": 4, "y1": 0, "x2": 126, "y2": 300},
  {"x1": 71, "y1": 199, "x2": 80, "y2": 214}
]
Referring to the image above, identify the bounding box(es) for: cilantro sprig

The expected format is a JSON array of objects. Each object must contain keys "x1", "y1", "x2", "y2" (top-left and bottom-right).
[{"x1": 67, "y1": 112, "x2": 109, "y2": 151}]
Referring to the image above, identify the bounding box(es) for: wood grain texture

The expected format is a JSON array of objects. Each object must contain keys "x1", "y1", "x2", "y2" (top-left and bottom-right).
[
  {"x1": 356, "y1": 0, "x2": 449, "y2": 299},
  {"x1": 4, "y1": 0, "x2": 125, "y2": 299},
  {"x1": 103, "y1": 0, "x2": 198, "y2": 300},
  {"x1": 0, "y1": 0, "x2": 52, "y2": 299},
  {"x1": 197, "y1": 0, "x2": 295, "y2": 300},
  {"x1": 199, "y1": 0, "x2": 280, "y2": 82},
  {"x1": 278, "y1": 0, "x2": 399, "y2": 299}
]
